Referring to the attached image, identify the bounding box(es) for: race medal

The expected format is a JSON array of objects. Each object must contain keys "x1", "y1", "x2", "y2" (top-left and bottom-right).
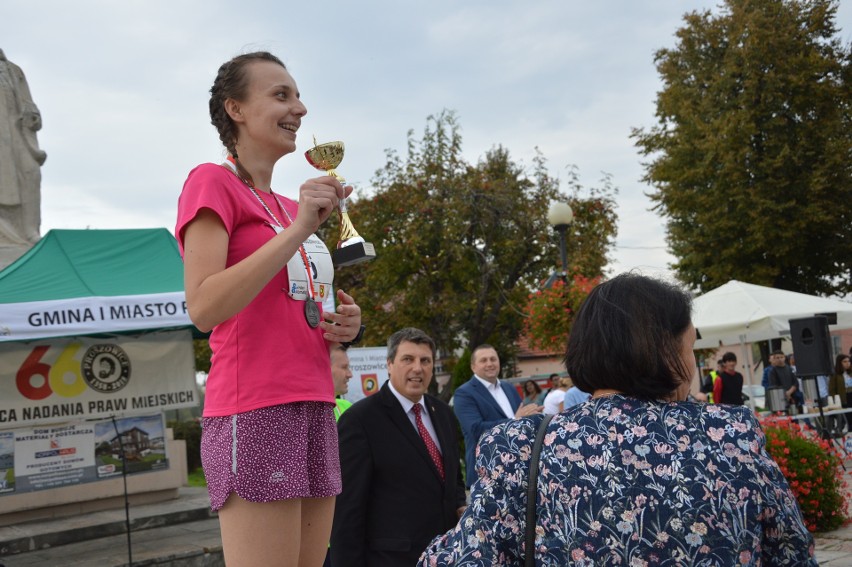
[{"x1": 305, "y1": 300, "x2": 321, "y2": 328}]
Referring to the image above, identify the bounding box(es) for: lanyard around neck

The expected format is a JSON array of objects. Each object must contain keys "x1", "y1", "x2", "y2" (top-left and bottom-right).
[{"x1": 222, "y1": 158, "x2": 316, "y2": 302}]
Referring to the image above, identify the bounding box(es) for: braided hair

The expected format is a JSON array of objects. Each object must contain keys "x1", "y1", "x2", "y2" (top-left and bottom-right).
[{"x1": 209, "y1": 52, "x2": 286, "y2": 158}]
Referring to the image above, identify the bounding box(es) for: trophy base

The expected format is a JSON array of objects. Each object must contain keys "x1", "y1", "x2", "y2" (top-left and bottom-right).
[{"x1": 333, "y1": 242, "x2": 376, "y2": 267}]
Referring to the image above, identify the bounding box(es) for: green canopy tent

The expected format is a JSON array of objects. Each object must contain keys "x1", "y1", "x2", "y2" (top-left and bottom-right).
[
  {"x1": 0, "y1": 230, "x2": 200, "y2": 512},
  {"x1": 0, "y1": 228, "x2": 194, "y2": 342}
]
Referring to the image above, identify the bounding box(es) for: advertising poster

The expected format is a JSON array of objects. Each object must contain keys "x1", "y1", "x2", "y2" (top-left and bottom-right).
[
  {"x1": 0, "y1": 330, "x2": 198, "y2": 428},
  {"x1": 0, "y1": 431, "x2": 13, "y2": 493},
  {"x1": 94, "y1": 414, "x2": 169, "y2": 478},
  {"x1": 1, "y1": 413, "x2": 167, "y2": 496},
  {"x1": 13, "y1": 421, "x2": 96, "y2": 493},
  {"x1": 344, "y1": 346, "x2": 389, "y2": 404}
]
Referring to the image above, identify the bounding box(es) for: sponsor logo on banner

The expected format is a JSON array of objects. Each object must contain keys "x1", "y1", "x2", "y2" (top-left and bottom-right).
[
  {"x1": 81, "y1": 344, "x2": 131, "y2": 393},
  {"x1": 361, "y1": 374, "x2": 378, "y2": 396}
]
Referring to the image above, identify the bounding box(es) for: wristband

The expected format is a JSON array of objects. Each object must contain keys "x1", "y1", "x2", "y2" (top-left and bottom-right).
[{"x1": 341, "y1": 324, "x2": 366, "y2": 349}]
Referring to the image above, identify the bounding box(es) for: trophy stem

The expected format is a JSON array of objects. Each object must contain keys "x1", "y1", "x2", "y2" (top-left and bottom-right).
[
  {"x1": 339, "y1": 212, "x2": 361, "y2": 242},
  {"x1": 326, "y1": 169, "x2": 345, "y2": 183}
]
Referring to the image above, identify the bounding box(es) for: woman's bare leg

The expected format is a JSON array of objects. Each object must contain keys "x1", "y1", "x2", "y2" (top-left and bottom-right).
[
  {"x1": 299, "y1": 497, "x2": 336, "y2": 567},
  {"x1": 218, "y1": 494, "x2": 301, "y2": 567}
]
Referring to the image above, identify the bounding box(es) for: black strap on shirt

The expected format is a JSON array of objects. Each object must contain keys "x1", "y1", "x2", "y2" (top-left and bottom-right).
[{"x1": 525, "y1": 413, "x2": 555, "y2": 567}]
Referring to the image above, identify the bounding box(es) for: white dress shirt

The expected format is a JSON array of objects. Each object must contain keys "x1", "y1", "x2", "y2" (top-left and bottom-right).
[
  {"x1": 388, "y1": 381, "x2": 442, "y2": 452},
  {"x1": 474, "y1": 375, "x2": 514, "y2": 418}
]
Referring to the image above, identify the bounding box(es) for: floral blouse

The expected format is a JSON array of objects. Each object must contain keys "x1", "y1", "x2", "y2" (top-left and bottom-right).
[{"x1": 419, "y1": 395, "x2": 816, "y2": 566}]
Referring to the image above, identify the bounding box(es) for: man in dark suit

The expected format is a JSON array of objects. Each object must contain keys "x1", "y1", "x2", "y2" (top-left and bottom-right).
[
  {"x1": 453, "y1": 344, "x2": 542, "y2": 487},
  {"x1": 331, "y1": 328, "x2": 466, "y2": 567}
]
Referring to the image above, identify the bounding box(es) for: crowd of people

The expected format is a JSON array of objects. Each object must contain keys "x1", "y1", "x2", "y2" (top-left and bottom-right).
[
  {"x1": 181, "y1": 50, "x2": 823, "y2": 566},
  {"x1": 421, "y1": 274, "x2": 816, "y2": 565}
]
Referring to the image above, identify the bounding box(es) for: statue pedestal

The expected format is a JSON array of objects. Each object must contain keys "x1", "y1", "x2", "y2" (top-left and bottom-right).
[{"x1": 0, "y1": 243, "x2": 33, "y2": 271}]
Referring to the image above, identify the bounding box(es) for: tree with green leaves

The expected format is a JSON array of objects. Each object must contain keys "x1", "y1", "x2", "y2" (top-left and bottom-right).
[
  {"x1": 633, "y1": 0, "x2": 852, "y2": 295},
  {"x1": 327, "y1": 110, "x2": 618, "y2": 375},
  {"x1": 193, "y1": 338, "x2": 211, "y2": 374}
]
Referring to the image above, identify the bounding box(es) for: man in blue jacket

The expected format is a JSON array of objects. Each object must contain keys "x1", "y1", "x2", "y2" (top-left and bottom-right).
[{"x1": 453, "y1": 344, "x2": 542, "y2": 487}]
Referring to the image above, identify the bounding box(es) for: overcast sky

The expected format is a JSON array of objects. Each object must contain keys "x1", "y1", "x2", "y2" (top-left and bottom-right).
[{"x1": 3, "y1": 0, "x2": 851, "y2": 282}]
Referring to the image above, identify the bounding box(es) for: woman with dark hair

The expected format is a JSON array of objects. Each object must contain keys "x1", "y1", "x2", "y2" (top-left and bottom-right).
[
  {"x1": 520, "y1": 379, "x2": 545, "y2": 406},
  {"x1": 176, "y1": 52, "x2": 362, "y2": 566},
  {"x1": 420, "y1": 273, "x2": 815, "y2": 566},
  {"x1": 829, "y1": 354, "x2": 852, "y2": 430}
]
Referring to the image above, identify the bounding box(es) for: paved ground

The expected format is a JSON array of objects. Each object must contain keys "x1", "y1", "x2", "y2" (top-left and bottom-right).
[
  {"x1": 0, "y1": 487, "x2": 222, "y2": 567},
  {"x1": 812, "y1": 453, "x2": 852, "y2": 565},
  {"x1": 814, "y1": 525, "x2": 852, "y2": 566},
  {"x1": 3, "y1": 481, "x2": 852, "y2": 566}
]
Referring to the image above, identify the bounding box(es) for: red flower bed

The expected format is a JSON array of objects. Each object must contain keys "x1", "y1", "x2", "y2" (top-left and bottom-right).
[{"x1": 760, "y1": 414, "x2": 850, "y2": 532}]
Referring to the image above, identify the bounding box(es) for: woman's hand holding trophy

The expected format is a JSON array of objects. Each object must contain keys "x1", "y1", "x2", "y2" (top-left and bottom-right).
[{"x1": 305, "y1": 139, "x2": 376, "y2": 267}]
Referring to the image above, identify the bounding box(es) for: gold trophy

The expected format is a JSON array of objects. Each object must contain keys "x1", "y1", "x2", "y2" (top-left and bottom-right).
[{"x1": 305, "y1": 139, "x2": 376, "y2": 267}]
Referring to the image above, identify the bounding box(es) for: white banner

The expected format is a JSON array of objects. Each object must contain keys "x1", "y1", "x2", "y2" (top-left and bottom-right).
[
  {"x1": 343, "y1": 346, "x2": 389, "y2": 404},
  {"x1": 0, "y1": 292, "x2": 192, "y2": 342},
  {"x1": 0, "y1": 330, "x2": 198, "y2": 428}
]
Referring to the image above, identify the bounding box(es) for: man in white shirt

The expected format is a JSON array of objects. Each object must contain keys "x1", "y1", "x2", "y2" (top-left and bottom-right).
[{"x1": 453, "y1": 344, "x2": 542, "y2": 487}]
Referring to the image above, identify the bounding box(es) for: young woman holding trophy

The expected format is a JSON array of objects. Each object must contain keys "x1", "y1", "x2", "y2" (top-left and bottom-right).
[{"x1": 175, "y1": 51, "x2": 363, "y2": 566}]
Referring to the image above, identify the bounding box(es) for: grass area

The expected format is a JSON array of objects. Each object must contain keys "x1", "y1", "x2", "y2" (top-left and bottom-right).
[{"x1": 187, "y1": 467, "x2": 207, "y2": 487}]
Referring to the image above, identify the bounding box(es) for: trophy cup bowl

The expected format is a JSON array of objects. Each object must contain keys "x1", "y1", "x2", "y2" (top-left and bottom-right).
[
  {"x1": 305, "y1": 141, "x2": 346, "y2": 174},
  {"x1": 305, "y1": 140, "x2": 376, "y2": 267}
]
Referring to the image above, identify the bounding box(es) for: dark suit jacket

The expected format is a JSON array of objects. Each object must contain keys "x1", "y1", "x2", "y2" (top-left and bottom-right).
[
  {"x1": 331, "y1": 383, "x2": 466, "y2": 567},
  {"x1": 453, "y1": 377, "x2": 522, "y2": 487}
]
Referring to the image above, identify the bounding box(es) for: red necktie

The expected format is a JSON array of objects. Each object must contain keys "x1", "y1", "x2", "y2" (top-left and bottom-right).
[{"x1": 412, "y1": 404, "x2": 445, "y2": 481}]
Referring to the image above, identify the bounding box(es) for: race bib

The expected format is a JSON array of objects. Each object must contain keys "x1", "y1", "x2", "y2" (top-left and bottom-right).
[{"x1": 281, "y1": 231, "x2": 334, "y2": 303}]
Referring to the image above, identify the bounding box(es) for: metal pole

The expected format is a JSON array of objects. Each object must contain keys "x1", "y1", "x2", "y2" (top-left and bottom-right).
[
  {"x1": 740, "y1": 336, "x2": 756, "y2": 411},
  {"x1": 111, "y1": 415, "x2": 133, "y2": 567}
]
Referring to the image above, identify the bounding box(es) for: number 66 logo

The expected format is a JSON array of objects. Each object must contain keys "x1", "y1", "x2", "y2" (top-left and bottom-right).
[{"x1": 16, "y1": 344, "x2": 131, "y2": 400}]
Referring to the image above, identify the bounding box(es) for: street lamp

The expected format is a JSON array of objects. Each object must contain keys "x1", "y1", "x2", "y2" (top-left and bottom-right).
[{"x1": 544, "y1": 202, "x2": 574, "y2": 289}]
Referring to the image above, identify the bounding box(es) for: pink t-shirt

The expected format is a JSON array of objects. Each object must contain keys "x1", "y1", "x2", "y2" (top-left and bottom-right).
[{"x1": 176, "y1": 163, "x2": 334, "y2": 416}]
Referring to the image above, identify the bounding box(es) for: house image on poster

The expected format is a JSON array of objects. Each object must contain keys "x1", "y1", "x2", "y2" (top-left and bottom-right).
[{"x1": 109, "y1": 427, "x2": 152, "y2": 460}]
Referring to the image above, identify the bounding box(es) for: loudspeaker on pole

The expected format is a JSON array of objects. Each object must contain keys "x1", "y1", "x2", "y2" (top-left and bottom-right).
[{"x1": 789, "y1": 316, "x2": 833, "y2": 376}]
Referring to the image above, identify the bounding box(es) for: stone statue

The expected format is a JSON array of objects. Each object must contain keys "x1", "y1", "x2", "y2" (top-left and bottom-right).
[{"x1": 0, "y1": 48, "x2": 46, "y2": 249}]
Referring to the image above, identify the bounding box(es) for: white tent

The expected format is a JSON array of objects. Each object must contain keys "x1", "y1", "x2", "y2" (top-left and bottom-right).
[
  {"x1": 692, "y1": 280, "x2": 852, "y2": 410},
  {"x1": 693, "y1": 280, "x2": 852, "y2": 349}
]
